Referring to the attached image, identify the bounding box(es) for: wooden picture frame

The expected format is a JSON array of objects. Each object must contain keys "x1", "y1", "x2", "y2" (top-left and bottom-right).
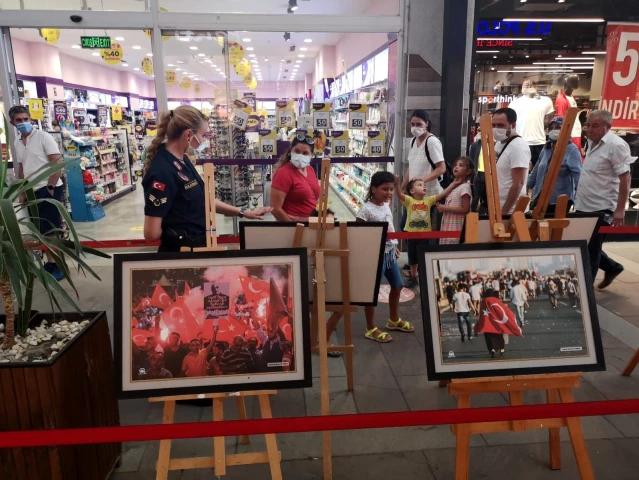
[
  {"x1": 114, "y1": 248, "x2": 311, "y2": 398},
  {"x1": 240, "y1": 221, "x2": 388, "y2": 306},
  {"x1": 417, "y1": 240, "x2": 605, "y2": 381}
]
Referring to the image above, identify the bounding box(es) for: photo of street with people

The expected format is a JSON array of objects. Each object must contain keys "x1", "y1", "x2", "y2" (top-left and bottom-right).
[{"x1": 432, "y1": 253, "x2": 590, "y2": 364}]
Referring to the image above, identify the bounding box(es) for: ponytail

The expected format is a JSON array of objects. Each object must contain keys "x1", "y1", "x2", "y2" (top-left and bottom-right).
[
  {"x1": 273, "y1": 149, "x2": 291, "y2": 173},
  {"x1": 144, "y1": 111, "x2": 171, "y2": 174},
  {"x1": 143, "y1": 105, "x2": 207, "y2": 174}
]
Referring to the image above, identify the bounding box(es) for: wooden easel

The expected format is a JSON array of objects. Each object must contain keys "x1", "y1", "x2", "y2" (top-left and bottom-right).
[
  {"x1": 449, "y1": 110, "x2": 595, "y2": 480},
  {"x1": 622, "y1": 349, "x2": 639, "y2": 376},
  {"x1": 291, "y1": 158, "x2": 356, "y2": 480},
  {"x1": 150, "y1": 163, "x2": 283, "y2": 480}
]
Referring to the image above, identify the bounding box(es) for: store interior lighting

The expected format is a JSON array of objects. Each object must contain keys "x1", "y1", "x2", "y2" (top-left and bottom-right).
[
  {"x1": 289, "y1": 0, "x2": 298, "y2": 11},
  {"x1": 479, "y1": 37, "x2": 542, "y2": 41},
  {"x1": 284, "y1": 32, "x2": 291, "y2": 41},
  {"x1": 502, "y1": 17, "x2": 605, "y2": 22},
  {"x1": 477, "y1": 50, "x2": 500, "y2": 53}
]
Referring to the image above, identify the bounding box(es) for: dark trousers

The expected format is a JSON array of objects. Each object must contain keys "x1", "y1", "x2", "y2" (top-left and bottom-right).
[
  {"x1": 457, "y1": 312, "x2": 472, "y2": 338},
  {"x1": 484, "y1": 333, "x2": 504, "y2": 352},
  {"x1": 576, "y1": 210, "x2": 623, "y2": 281},
  {"x1": 529, "y1": 144, "x2": 544, "y2": 168}
]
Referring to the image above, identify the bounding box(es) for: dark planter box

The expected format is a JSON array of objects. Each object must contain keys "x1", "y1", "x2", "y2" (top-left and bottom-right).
[{"x1": 0, "y1": 311, "x2": 121, "y2": 480}]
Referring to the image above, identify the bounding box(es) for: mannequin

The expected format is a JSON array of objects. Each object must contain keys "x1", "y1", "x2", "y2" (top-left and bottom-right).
[
  {"x1": 555, "y1": 74, "x2": 583, "y2": 158},
  {"x1": 508, "y1": 80, "x2": 555, "y2": 167}
]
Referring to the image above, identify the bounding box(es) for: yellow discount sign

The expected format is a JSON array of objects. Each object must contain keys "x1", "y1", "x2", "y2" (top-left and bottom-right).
[
  {"x1": 100, "y1": 41, "x2": 123, "y2": 66},
  {"x1": 243, "y1": 73, "x2": 253, "y2": 85},
  {"x1": 194, "y1": 83, "x2": 201, "y2": 94},
  {"x1": 142, "y1": 57, "x2": 153, "y2": 76},
  {"x1": 111, "y1": 105, "x2": 123, "y2": 121},
  {"x1": 40, "y1": 28, "x2": 60, "y2": 45},
  {"x1": 235, "y1": 58, "x2": 251, "y2": 77},
  {"x1": 165, "y1": 70, "x2": 176, "y2": 86},
  {"x1": 247, "y1": 78, "x2": 258, "y2": 90},
  {"x1": 180, "y1": 76, "x2": 192, "y2": 91},
  {"x1": 229, "y1": 42, "x2": 244, "y2": 66}
]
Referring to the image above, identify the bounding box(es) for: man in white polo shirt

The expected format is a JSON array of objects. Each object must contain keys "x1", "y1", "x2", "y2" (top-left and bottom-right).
[
  {"x1": 492, "y1": 107, "x2": 531, "y2": 215},
  {"x1": 575, "y1": 110, "x2": 637, "y2": 289},
  {"x1": 10, "y1": 105, "x2": 65, "y2": 281}
]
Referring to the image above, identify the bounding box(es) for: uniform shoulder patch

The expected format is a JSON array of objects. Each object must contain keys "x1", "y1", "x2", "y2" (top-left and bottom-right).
[
  {"x1": 173, "y1": 161, "x2": 183, "y2": 171},
  {"x1": 178, "y1": 172, "x2": 190, "y2": 181},
  {"x1": 148, "y1": 194, "x2": 168, "y2": 207},
  {"x1": 151, "y1": 181, "x2": 166, "y2": 192}
]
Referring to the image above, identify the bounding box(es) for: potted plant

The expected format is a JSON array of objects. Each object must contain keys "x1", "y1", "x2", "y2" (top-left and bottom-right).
[{"x1": 0, "y1": 125, "x2": 121, "y2": 480}]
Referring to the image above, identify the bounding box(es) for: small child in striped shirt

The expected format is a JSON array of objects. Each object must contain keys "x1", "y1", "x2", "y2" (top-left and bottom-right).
[{"x1": 437, "y1": 156, "x2": 475, "y2": 245}]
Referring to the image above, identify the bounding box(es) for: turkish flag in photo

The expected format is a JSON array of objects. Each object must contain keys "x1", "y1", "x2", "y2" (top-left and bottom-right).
[
  {"x1": 151, "y1": 284, "x2": 174, "y2": 310},
  {"x1": 474, "y1": 297, "x2": 523, "y2": 337},
  {"x1": 215, "y1": 316, "x2": 248, "y2": 344},
  {"x1": 239, "y1": 276, "x2": 270, "y2": 304},
  {"x1": 160, "y1": 298, "x2": 199, "y2": 340},
  {"x1": 151, "y1": 181, "x2": 166, "y2": 191},
  {"x1": 133, "y1": 296, "x2": 152, "y2": 312}
]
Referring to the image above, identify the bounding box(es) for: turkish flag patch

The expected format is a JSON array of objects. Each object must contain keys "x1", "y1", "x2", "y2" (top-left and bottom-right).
[{"x1": 152, "y1": 181, "x2": 166, "y2": 191}]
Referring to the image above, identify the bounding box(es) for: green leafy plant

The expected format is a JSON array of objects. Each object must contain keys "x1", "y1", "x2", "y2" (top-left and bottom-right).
[{"x1": 0, "y1": 130, "x2": 109, "y2": 350}]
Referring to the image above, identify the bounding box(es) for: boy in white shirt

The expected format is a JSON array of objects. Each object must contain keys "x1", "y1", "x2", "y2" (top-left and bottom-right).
[{"x1": 452, "y1": 285, "x2": 477, "y2": 342}]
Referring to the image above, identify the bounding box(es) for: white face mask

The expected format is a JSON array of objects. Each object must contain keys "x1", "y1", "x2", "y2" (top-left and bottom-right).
[
  {"x1": 290, "y1": 152, "x2": 312, "y2": 169},
  {"x1": 548, "y1": 130, "x2": 560, "y2": 142},
  {"x1": 411, "y1": 126, "x2": 426, "y2": 138},
  {"x1": 493, "y1": 128, "x2": 510, "y2": 142},
  {"x1": 190, "y1": 133, "x2": 210, "y2": 154}
]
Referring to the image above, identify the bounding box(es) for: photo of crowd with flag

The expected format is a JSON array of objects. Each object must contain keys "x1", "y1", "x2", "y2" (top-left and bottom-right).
[{"x1": 129, "y1": 263, "x2": 296, "y2": 381}]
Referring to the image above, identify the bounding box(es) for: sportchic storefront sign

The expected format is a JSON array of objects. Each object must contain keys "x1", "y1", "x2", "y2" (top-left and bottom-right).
[{"x1": 601, "y1": 23, "x2": 639, "y2": 130}]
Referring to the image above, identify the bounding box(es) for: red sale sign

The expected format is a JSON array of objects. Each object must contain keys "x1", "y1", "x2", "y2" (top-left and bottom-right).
[{"x1": 601, "y1": 23, "x2": 639, "y2": 130}]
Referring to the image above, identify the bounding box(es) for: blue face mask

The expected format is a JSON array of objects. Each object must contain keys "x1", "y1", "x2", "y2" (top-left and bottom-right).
[{"x1": 16, "y1": 122, "x2": 33, "y2": 135}]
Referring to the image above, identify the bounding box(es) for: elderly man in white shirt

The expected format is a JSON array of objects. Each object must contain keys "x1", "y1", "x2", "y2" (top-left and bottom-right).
[{"x1": 575, "y1": 110, "x2": 637, "y2": 288}]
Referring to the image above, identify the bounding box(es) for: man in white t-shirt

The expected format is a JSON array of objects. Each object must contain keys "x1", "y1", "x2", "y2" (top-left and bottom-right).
[
  {"x1": 510, "y1": 280, "x2": 529, "y2": 328},
  {"x1": 509, "y1": 81, "x2": 555, "y2": 167},
  {"x1": 469, "y1": 281, "x2": 483, "y2": 315},
  {"x1": 492, "y1": 108, "x2": 531, "y2": 215},
  {"x1": 10, "y1": 105, "x2": 65, "y2": 281},
  {"x1": 452, "y1": 285, "x2": 477, "y2": 342}
]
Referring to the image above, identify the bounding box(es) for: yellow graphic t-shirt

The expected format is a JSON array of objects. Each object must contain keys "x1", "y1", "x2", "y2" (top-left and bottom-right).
[{"x1": 402, "y1": 195, "x2": 437, "y2": 232}]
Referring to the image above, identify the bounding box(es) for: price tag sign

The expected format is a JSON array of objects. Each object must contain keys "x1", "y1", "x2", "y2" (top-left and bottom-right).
[
  {"x1": 231, "y1": 100, "x2": 251, "y2": 131},
  {"x1": 313, "y1": 103, "x2": 331, "y2": 129},
  {"x1": 331, "y1": 131, "x2": 349, "y2": 157},
  {"x1": 368, "y1": 130, "x2": 386, "y2": 156},
  {"x1": 259, "y1": 129, "x2": 278, "y2": 156},
  {"x1": 298, "y1": 114, "x2": 312, "y2": 130},
  {"x1": 348, "y1": 104, "x2": 368, "y2": 129},
  {"x1": 276, "y1": 99, "x2": 296, "y2": 128}
]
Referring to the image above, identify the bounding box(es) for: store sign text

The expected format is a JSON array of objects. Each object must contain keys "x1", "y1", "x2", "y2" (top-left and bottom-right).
[
  {"x1": 476, "y1": 39, "x2": 514, "y2": 48},
  {"x1": 477, "y1": 95, "x2": 515, "y2": 104},
  {"x1": 477, "y1": 21, "x2": 551, "y2": 37},
  {"x1": 81, "y1": 36, "x2": 111, "y2": 49}
]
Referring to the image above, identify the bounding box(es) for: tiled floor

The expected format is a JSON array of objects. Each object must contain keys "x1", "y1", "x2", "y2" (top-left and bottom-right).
[{"x1": 33, "y1": 190, "x2": 639, "y2": 479}]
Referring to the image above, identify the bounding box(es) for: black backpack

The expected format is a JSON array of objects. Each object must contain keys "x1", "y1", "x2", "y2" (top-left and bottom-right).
[{"x1": 411, "y1": 136, "x2": 454, "y2": 189}]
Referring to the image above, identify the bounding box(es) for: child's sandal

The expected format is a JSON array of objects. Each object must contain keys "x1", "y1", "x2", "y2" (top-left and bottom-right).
[
  {"x1": 365, "y1": 327, "x2": 392, "y2": 343},
  {"x1": 386, "y1": 318, "x2": 414, "y2": 332}
]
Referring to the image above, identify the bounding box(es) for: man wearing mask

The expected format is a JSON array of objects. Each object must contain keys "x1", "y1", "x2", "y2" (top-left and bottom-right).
[
  {"x1": 10, "y1": 106, "x2": 65, "y2": 280},
  {"x1": 527, "y1": 117, "x2": 582, "y2": 215},
  {"x1": 492, "y1": 108, "x2": 531, "y2": 215},
  {"x1": 575, "y1": 110, "x2": 637, "y2": 289}
]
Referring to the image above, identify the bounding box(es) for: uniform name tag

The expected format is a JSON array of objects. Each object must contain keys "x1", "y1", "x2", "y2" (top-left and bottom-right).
[{"x1": 185, "y1": 180, "x2": 198, "y2": 190}]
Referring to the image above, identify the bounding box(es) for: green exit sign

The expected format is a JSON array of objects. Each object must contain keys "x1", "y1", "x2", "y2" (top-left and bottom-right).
[{"x1": 81, "y1": 36, "x2": 111, "y2": 49}]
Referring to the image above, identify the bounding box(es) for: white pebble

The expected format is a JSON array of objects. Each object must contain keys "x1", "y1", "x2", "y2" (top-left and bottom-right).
[
  {"x1": 0, "y1": 359, "x2": 9, "y2": 363},
  {"x1": 54, "y1": 328, "x2": 61, "y2": 333},
  {"x1": 58, "y1": 320, "x2": 68, "y2": 326},
  {"x1": 0, "y1": 324, "x2": 4, "y2": 331},
  {"x1": 15, "y1": 354, "x2": 21, "y2": 360},
  {"x1": 41, "y1": 320, "x2": 48, "y2": 326},
  {"x1": 50, "y1": 344, "x2": 60, "y2": 350},
  {"x1": 28, "y1": 340, "x2": 38, "y2": 346}
]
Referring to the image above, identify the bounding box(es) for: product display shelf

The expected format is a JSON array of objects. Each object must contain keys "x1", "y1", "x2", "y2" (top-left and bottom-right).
[
  {"x1": 63, "y1": 135, "x2": 105, "y2": 222},
  {"x1": 328, "y1": 178, "x2": 360, "y2": 217}
]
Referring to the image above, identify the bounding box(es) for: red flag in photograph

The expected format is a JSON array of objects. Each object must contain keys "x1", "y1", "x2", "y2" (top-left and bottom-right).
[
  {"x1": 133, "y1": 297, "x2": 152, "y2": 312},
  {"x1": 239, "y1": 275, "x2": 270, "y2": 304},
  {"x1": 215, "y1": 316, "x2": 248, "y2": 344},
  {"x1": 279, "y1": 316, "x2": 293, "y2": 341},
  {"x1": 267, "y1": 278, "x2": 289, "y2": 331},
  {"x1": 151, "y1": 284, "x2": 173, "y2": 310},
  {"x1": 174, "y1": 289, "x2": 181, "y2": 302},
  {"x1": 474, "y1": 297, "x2": 523, "y2": 337},
  {"x1": 160, "y1": 299, "x2": 197, "y2": 340},
  {"x1": 184, "y1": 282, "x2": 191, "y2": 297}
]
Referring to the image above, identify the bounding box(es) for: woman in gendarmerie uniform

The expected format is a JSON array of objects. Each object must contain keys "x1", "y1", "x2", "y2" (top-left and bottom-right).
[{"x1": 142, "y1": 106, "x2": 271, "y2": 252}]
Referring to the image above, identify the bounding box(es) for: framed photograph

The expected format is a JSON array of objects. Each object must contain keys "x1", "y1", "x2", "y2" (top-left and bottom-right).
[
  {"x1": 240, "y1": 221, "x2": 387, "y2": 306},
  {"x1": 114, "y1": 249, "x2": 311, "y2": 398},
  {"x1": 417, "y1": 241, "x2": 605, "y2": 380}
]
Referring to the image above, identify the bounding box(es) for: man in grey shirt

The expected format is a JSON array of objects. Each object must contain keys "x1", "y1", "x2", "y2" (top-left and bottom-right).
[{"x1": 574, "y1": 110, "x2": 637, "y2": 288}]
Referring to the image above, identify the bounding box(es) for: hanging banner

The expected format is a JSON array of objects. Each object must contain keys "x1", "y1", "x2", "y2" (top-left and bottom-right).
[
  {"x1": 246, "y1": 114, "x2": 260, "y2": 132},
  {"x1": 297, "y1": 114, "x2": 313, "y2": 130},
  {"x1": 27, "y1": 99, "x2": 44, "y2": 121},
  {"x1": 231, "y1": 100, "x2": 252, "y2": 131},
  {"x1": 142, "y1": 57, "x2": 153, "y2": 76},
  {"x1": 368, "y1": 130, "x2": 386, "y2": 156},
  {"x1": 111, "y1": 105, "x2": 123, "y2": 122},
  {"x1": 312, "y1": 102, "x2": 331, "y2": 129},
  {"x1": 100, "y1": 41, "x2": 124, "y2": 66},
  {"x1": 242, "y1": 92, "x2": 257, "y2": 110},
  {"x1": 194, "y1": 83, "x2": 201, "y2": 94},
  {"x1": 97, "y1": 106, "x2": 109, "y2": 126},
  {"x1": 235, "y1": 59, "x2": 251, "y2": 77},
  {"x1": 258, "y1": 129, "x2": 277, "y2": 156},
  {"x1": 179, "y1": 76, "x2": 192, "y2": 91},
  {"x1": 40, "y1": 28, "x2": 60, "y2": 45},
  {"x1": 165, "y1": 70, "x2": 176, "y2": 86},
  {"x1": 331, "y1": 130, "x2": 349, "y2": 157},
  {"x1": 601, "y1": 23, "x2": 639, "y2": 130},
  {"x1": 53, "y1": 101, "x2": 68, "y2": 122},
  {"x1": 229, "y1": 42, "x2": 245, "y2": 66},
  {"x1": 348, "y1": 103, "x2": 368, "y2": 130},
  {"x1": 276, "y1": 100, "x2": 296, "y2": 128}
]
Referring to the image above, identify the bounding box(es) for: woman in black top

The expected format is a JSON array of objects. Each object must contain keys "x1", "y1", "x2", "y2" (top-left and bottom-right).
[{"x1": 143, "y1": 106, "x2": 271, "y2": 252}]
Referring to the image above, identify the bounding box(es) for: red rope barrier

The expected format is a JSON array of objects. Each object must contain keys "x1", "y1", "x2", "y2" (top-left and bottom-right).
[{"x1": 0, "y1": 399, "x2": 637, "y2": 449}]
